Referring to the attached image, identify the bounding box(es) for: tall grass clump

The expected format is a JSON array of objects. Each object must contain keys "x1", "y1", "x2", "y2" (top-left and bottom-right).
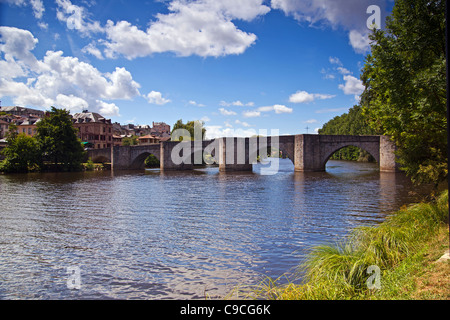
[{"x1": 252, "y1": 190, "x2": 449, "y2": 300}]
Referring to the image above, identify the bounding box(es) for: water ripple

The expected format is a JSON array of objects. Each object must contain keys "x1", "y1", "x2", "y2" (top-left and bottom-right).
[{"x1": 0, "y1": 160, "x2": 433, "y2": 299}]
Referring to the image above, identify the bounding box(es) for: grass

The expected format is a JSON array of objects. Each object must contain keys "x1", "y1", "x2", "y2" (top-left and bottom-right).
[{"x1": 238, "y1": 190, "x2": 449, "y2": 300}]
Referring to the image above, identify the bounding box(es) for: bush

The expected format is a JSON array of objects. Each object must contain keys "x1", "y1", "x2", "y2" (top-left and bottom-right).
[
  {"x1": 85, "y1": 158, "x2": 95, "y2": 171},
  {"x1": 145, "y1": 154, "x2": 160, "y2": 168}
]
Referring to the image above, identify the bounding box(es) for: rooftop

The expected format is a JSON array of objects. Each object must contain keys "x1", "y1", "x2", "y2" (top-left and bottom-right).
[{"x1": 72, "y1": 110, "x2": 111, "y2": 124}]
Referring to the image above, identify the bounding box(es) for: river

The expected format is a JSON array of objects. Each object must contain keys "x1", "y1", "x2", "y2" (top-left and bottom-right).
[{"x1": 0, "y1": 159, "x2": 434, "y2": 299}]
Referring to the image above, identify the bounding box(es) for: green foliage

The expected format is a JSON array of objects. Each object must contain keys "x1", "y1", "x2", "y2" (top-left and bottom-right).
[
  {"x1": 319, "y1": 105, "x2": 380, "y2": 161},
  {"x1": 319, "y1": 105, "x2": 379, "y2": 136},
  {"x1": 144, "y1": 154, "x2": 160, "y2": 168},
  {"x1": 248, "y1": 191, "x2": 449, "y2": 300},
  {"x1": 122, "y1": 135, "x2": 139, "y2": 146},
  {"x1": 361, "y1": 0, "x2": 447, "y2": 186},
  {"x1": 171, "y1": 119, "x2": 206, "y2": 141},
  {"x1": 0, "y1": 125, "x2": 41, "y2": 173},
  {"x1": 85, "y1": 158, "x2": 95, "y2": 171},
  {"x1": 36, "y1": 107, "x2": 86, "y2": 171}
]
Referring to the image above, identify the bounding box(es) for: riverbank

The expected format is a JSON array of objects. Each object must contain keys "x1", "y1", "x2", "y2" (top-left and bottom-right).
[{"x1": 242, "y1": 190, "x2": 449, "y2": 300}]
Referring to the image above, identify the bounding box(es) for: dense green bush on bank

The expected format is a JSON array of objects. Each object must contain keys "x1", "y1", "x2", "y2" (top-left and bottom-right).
[
  {"x1": 250, "y1": 191, "x2": 449, "y2": 300},
  {"x1": 0, "y1": 107, "x2": 86, "y2": 174}
]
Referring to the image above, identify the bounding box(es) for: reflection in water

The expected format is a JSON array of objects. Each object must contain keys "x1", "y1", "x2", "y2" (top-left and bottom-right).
[{"x1": 0, "y1": 160, "x2": 434, "y2": 299}]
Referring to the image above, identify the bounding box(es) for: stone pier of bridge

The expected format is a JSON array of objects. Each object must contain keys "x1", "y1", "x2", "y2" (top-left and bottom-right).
[{"x1": 87, "y1": 135, "x2": 399, "y2": 173}]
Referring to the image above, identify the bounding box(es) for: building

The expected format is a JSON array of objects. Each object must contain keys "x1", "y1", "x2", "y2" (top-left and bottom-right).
[
  {"x1": 0, "y1": 119, "x2": 9, "y2": 139},
  {"x1": 151, "y1": 122, "x2": 171, "y2": 136},
  {"x1": 138, "y1": 134, "x2": 160, "y2": 145},
  {"x1": 112, "y1": 135, "x2": 123, "y2": 147},
  {"x1": 16, "y1": 117, "x2": 41, "y2": 137},
  {"x1": 0, "y1": 106, "x2": 45, "y2": 118},
  {"x1": 0, "y1": 114, "x2": 41, "y2": 138},
  {"x1": 72, "y1": 111, "x2": 113, "y2": 149}
]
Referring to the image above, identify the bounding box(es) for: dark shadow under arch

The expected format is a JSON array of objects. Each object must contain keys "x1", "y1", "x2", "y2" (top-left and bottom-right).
[
  {"x1": 131, "y1": 152, "x2": 161, "y2": 170},
  {"x1": 92, "y1": 156, "x2": 110, "y2": 163},
  {"x1": 323, "y1": 145, "x2": 378, "y2": 169}
]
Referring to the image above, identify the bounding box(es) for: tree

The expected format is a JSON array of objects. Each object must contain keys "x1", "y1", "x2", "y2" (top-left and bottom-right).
[
  {"x1": 36, "y1": 107, "x2": 86, "y2": 171},
  {"x1": 319, "y1": 105, "x2": 381, "y2": 161},
  {"x1": 360, "y1": 0, "x2": 446, "y2": 186},
  {"x1": 171, "y1": 119, "x2": 206, "y2": 141},
  {"x1": 144, "y1": 154, "x2": 160, "y2": 168},
  {"x1": 122, "y1": 135, "x2": 139, "y2": 146},
  {"x1": 0, "y1": 124, "x2": 41, "y2": 173}
]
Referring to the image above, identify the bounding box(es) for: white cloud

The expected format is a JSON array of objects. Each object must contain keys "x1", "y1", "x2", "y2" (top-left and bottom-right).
[
  {"x1": 305, "y1": 119, "x2": 318, "y2": 124},
  {"x1": 30, "y1": 0, "x2": 44, "y2": 19},
  {"x1": 103, "y1": 0, "x2": 269, "y2": 59},
  {"x1": 329, "y1": 56, "x2": 342, "y2": 65},
  {"x1": 205, "y1": 125, "x2": 258, "y2": 139},
  {"x1": 220, "y1": 100, "x2": 254, "y2": 107},
  {"x1": 55, "y1": 0, "x2": 103, "y2": 36},
  {"x1": 339, "y1": 75, "x2": 365, "y2": 95},
  {"x1": 273, "y1": 104, "x2": 293, "y2": 114},
  {"x1": 54, "y1": 93, "x2": 88, "y2": 113},
  {"x1": 243, "y1": 110, "x2": 261, "y2": 118},
  {"x1": 82, "y1": 42, "x2": 104, "y2": 60},
  {"x1": 235, "y1": 119, "x2": 252, "y2": 127},
  {"x1": 200, "y1": 116, "x2": 211, "y2": 122},
  {"x1": 0, "y1": 26, "x2": 41, "y2": 73},
  {"x1": 271, "y1": 0, "x2": 386, "y2": 53},
  {"x1": 146, "y1": 91, "x2": 171, "y2": 105},
  {"x1": 219, "y1": 108, "x2": 237, "y2": 116},
  {"x1": 243, "y1": 104, "x2": 293, "y2": 117},
  {"x1": 0, "y1": 27, "x2": 141, "y2": 116},
  {"x1": 289, "y1": 91, "x2": 335, "y2": 104},
  {"x1": 348, "y1": 29, "x2": 371, "y2": 54},
  {"x1": 189, "y1": 100, "x2": 206, "y2": 107},
  {"x1": 37, "y1": 21, "x2": 48, "y2": 30},
  {"x1": 337, "y1": 67, "x2": 351, "y2": 75},
  {"x1": 4, "y1": 0, "x2": 45, "y2": 20},
  {"x1": 97, "y1": 100, "x2": 120, "y2": 117}
]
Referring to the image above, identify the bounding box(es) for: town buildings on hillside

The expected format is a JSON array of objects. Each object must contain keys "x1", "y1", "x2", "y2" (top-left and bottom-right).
[
  {"x1": 72, "y1": 111, "x2": 113, "y2": 149},
  {"x1": 0, "y1": 106, "x2": 171, "y2": 149}
]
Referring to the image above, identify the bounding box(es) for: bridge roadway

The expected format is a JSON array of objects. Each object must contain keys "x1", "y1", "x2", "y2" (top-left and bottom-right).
[{"x1": 87, "y1": 134, "x2": 399, "y2": 172}]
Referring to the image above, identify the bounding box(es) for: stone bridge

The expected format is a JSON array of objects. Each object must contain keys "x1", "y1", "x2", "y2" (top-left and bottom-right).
[{"x1": 87, "y1": 135, "x2": 399, "y2": 172}]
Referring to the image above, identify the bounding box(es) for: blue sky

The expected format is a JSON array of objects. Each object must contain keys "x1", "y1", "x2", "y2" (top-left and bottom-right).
[{"x1": 0, "y1": 0, "x2": 394, "y2": 139}]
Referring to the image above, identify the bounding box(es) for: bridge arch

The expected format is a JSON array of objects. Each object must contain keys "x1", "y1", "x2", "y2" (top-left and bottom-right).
[
  {"x1": 109, "y1": 135, "x2": 398, "y2": 172},
  {"x1": 91, "y1": 155, "x2": 110, "y2": 163},
  {"x1": 130, "y1": 151, "x2": 161, "y2": 170},
  {"x1": 321, "y1": 143, "x2": 380, "y2": 169}
]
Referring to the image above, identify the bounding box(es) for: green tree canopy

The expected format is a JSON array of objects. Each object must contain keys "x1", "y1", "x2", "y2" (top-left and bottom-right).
[
  {"x1": 36, "y1": 107, "x2": 86, "y2": 171},
  {"x1": 0, "y1": 124, "x2": 41, "y2": 173},
  {"x1": 122, "y1": 135, "x2": 139, "y2": 146},
  {"x1": 319, "y1": 105, "x2": 380, "y2": 162},
  {"x1": 361, "y1": 0, "x2": 446, "y2": 185},
  {"x1": 319, "y1": 105, "x2": 380, "y2": 136},
  {"x1": 171, "y1": 119, "x2": 206, "y2": 141}
]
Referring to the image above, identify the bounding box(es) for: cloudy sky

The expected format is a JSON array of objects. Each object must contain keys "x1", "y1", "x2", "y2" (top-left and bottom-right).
[{"x1": 0, "y1": 0, "x2": 393, "y2": 139}]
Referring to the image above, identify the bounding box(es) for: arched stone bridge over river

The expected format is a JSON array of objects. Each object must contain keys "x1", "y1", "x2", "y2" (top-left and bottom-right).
[{"x1": 87, "y1": 134, "x2": 399, "y2": 172}]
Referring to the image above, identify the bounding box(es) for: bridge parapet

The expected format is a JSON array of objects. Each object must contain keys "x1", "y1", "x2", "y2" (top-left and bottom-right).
[{"x1": 89, "y1": 134, "x2": 399, "y2": 173}]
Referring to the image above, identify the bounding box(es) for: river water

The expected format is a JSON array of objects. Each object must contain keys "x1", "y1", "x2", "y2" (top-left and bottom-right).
[{"x1": 0, "y1": 159, "x2": 434, "y2": 299}]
